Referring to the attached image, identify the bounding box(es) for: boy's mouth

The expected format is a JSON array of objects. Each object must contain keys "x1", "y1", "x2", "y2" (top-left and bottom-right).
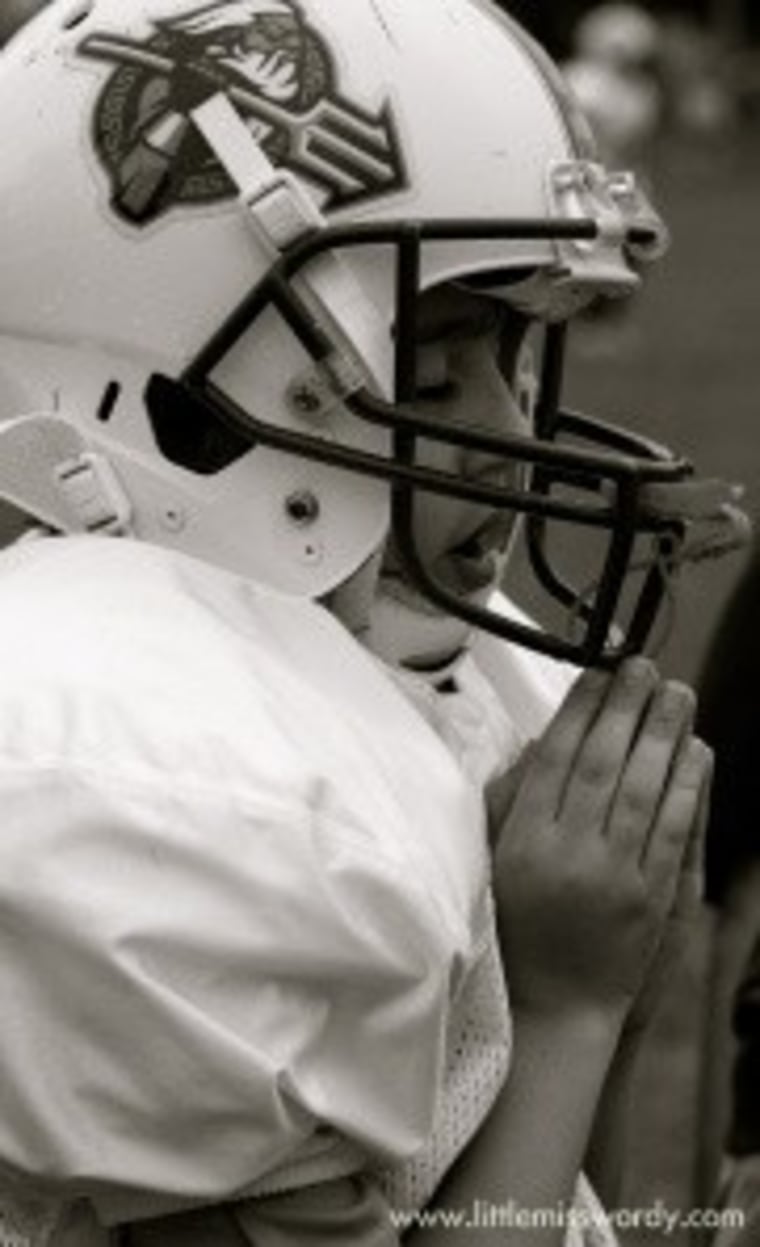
[{"x1": 437, "y1": 512, "x2": 515, "y2": 592}]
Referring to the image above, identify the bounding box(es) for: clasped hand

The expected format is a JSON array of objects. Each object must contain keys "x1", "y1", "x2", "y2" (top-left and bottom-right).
[{"x1": 488, "y1": 658, "x2": 712, "y2": 1026}]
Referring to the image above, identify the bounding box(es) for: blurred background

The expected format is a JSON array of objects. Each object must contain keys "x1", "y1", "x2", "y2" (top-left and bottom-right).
[{"x1": 2, "y1": 2, "x2": 760, "y2": 1243}]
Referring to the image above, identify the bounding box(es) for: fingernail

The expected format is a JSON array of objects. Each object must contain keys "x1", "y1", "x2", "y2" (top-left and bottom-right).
[
  {"x1": 581, "y1": 667, "x2": 609, "y2": 691},
  {"x1": 659, "y1": 681, "x2": 695, "y2": 721},
  {"x1": 620, "y1": 656, "x2": 656, "y2": 687},
  {"x1": 684, "y1": 737, "x2": 712, "y2": 771}
]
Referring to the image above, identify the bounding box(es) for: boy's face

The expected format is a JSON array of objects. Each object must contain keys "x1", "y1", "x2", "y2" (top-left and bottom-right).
[{"x1": 386, "y1": 283, "x2": 534, "y2": 597}]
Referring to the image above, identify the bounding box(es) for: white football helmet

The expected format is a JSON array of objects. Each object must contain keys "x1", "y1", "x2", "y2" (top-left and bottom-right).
[{"x1": 0, "y1": 0, "x2": 738, "y2": 664}]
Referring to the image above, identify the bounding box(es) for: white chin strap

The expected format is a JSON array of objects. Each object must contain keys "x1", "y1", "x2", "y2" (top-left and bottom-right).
[{"x1": 0, "y1": 414, "x2": 132, "y2": 538}]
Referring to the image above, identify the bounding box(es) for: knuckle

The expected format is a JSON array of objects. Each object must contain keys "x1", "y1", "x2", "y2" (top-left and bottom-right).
[
  {"x1": 575, "y1": 745, "x2": 612, "y2": 788},
  {"x1": 616, "y1": 783, "x2": 653, "y2": 822},
  {"x1": 533, "y1": 733, "x2": 567, "y2": 772},
  {"x1": 657, "y1": 805, "x2": 694, "y2": 852},
  {"x1": 664, "y1": 810, "x2": 693, "y2": 844}
]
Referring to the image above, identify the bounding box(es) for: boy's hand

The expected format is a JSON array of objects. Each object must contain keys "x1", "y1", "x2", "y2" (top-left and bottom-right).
[
  {"x1": 620, "y1": 739, "x2": 712, "y2": 1040},
  {"x1": 490, "y1": 659, "x2": 712, "y2": 1024}
]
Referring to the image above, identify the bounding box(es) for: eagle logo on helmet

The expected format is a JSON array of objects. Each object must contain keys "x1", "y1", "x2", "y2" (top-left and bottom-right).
[{"x1": 78, "y1": 0, "x2": 407, "y2": 226}]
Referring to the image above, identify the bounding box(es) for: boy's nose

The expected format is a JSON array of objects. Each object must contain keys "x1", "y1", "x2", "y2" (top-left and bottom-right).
[{"x1": 454, "y1": 339, "x2": 531, "y2": 478}]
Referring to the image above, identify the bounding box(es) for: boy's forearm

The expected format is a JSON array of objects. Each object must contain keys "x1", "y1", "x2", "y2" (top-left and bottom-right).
[
  {"x1": 405, "y1": 1006, "x2": 624, "y2": 1246},
  {"x1": 584, "y1": 1030, "x2": 644, "y2": 1209}
]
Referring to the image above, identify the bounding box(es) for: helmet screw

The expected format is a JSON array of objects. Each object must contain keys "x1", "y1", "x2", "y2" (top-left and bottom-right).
[
  {"x1": 290, "y1": 384, "x2": 324, "y2": 416},
  {"x1": 285, "y1": 490, "x2": 320, "y2": 527},
  {"x1": 160, "y1": 504, "x2": 186, "y2": 533}
]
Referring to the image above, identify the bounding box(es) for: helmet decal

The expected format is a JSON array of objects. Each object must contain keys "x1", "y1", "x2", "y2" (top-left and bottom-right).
[{"x1": 78, "y1": 0, "x2": 408, "y2": 225}]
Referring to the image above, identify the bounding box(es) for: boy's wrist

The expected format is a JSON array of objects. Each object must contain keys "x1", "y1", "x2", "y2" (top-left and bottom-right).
[{"x1": 511, "y1": 998, "x2": 628, "y2": 1056}]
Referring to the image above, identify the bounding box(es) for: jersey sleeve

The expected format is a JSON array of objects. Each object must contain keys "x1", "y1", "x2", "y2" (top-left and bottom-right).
[{"x1": 0, "y1": 762, "x2": 461, "y2": 1227}]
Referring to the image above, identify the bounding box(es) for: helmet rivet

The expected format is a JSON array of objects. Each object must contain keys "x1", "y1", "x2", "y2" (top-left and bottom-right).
[
  {"x1": 161, "y1": 505, "x2": 186, "y2": 533},
  {"x1": 290, "y1": 384, "x2": 324, "y2": 416},
  {"x1": 285, "y1": 490, "x2": 320, "y2": 527},
  {"x1": 301, "y1": 541, "x2": 323, "y2": 565}
]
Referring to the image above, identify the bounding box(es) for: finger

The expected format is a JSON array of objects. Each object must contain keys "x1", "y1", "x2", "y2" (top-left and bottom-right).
[
  {"x1": 606, "y1": 679, "x2": 696, "y2": 857},
  {"x1": 509, "y1": 667, "x2": 612, "y2": 828},
  {"x1": 641, "y1": 737, "x2": 712, "y2": 913},
  {"x1": 672, "y1": 742, "x2": 713, "y2": 919},
  {"x1": 559, "y1": 657, "x2": 659, "y2": 834}
]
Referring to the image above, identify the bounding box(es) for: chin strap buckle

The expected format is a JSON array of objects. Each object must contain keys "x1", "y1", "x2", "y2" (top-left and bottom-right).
[
  {"x1": 244, "y1": 172, "x2": 324, "y2": 253},
  {"x1": 191, "y1": 93, "x2": 324, "y2": 254},
  {"x1": 54, "y1": 453, "x2": 133, "y2": 536}
]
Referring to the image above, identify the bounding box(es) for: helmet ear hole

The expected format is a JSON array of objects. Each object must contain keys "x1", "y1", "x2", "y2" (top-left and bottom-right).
[{"x1": 145, "y1": 375, "x2": 253, "y2": 476}]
